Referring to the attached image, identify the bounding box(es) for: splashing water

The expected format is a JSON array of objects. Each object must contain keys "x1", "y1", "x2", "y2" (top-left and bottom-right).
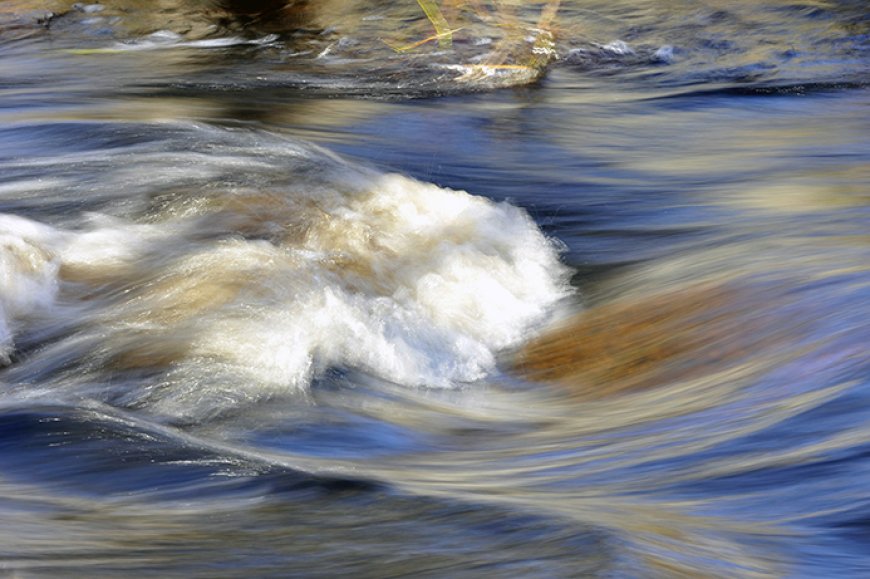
[
  {"x1": 0, "y1": 1, "x2": 868, "y2": 577},
  {"x1": 0, "y1": 126, "x2": 569, "y2": 420}
]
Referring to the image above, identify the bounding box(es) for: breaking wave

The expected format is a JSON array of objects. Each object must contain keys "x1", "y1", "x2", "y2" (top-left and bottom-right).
[{"x1": 0, "y1": 123, "x2": 569, "y2": 420}]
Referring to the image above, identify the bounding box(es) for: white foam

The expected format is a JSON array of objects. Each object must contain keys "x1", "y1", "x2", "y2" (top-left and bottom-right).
[
  {"x1": 110, "y1": 32, "x2": 280, "y2": 52},
  {"x1": 58, "y1": 213, "x2": 179, "y2": 273},
  {"x1": 602, "y1": 40, "x2": 635, "y2": 56},
  {"x1": 0, "y1": 215, "x2": 64, "y2": 364},
  {"x1": 149, "y1": 172, "x2": 567, "y2": 393},
  {"x1": 0, "y1": 165, "x2": 570, "y2": 417},
  {"x1": 653, "y1": 45, "x2": 675, "y2": 64}
]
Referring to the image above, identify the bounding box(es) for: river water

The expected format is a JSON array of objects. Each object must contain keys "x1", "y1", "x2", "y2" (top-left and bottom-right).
[{"x1": 0, "y1": 1, "x2": 868, "y2": 576}]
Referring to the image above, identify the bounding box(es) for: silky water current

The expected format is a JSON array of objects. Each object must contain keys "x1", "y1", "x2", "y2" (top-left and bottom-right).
[{"x1": 0, "y1": 1, "x2": 868, "y2": 576}]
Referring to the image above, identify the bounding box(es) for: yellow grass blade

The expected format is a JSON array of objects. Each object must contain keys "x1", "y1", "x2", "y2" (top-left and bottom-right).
[
  {"x1": 382, "y1": 27, "x2": 464, "y2": 53},
  {"x1": 417, "y1": 0, "x2": 453, "y2": 48}
]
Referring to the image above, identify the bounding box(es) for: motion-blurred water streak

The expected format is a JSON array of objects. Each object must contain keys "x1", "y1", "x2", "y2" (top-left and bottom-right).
[{"x1": 0, "y1": 1, "x2": 868, "y2": 576}]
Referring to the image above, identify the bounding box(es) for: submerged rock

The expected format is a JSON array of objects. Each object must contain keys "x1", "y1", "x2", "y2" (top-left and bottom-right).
[{"x1": 513, "y1": 282, "x2": 792, "y2": 399}]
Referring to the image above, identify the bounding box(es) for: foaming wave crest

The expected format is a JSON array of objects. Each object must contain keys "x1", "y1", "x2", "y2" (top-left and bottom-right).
[
  {"x1": 0, "y1": 135, "x2": 569, "y2": 419},
  {"x1": 0, "y1": 215, "x2": 63, "y2": 364}
]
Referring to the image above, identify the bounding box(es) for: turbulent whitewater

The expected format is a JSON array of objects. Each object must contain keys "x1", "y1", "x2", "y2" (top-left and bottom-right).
[
  {"x1": 0, "y1": 125, "x2": 569, "y2": 420},
  {"x1": 1, "y1": 1, "x2": 869, "y2": 577}
]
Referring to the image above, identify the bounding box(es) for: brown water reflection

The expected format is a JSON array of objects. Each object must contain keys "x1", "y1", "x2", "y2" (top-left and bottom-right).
[{"x1": 514, "y1": 281, "x2": 794, "y2": 399}]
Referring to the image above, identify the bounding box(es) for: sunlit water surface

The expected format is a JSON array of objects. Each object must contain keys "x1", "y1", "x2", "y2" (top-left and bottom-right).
[{"x1": 0, "y1": 1, "x2": 868, "y2": 576}]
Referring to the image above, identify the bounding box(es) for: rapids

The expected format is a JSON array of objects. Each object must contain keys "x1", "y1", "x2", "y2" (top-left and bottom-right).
[{"x1": 0, "y1": 1, "x2": 868, "y2": 576}]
